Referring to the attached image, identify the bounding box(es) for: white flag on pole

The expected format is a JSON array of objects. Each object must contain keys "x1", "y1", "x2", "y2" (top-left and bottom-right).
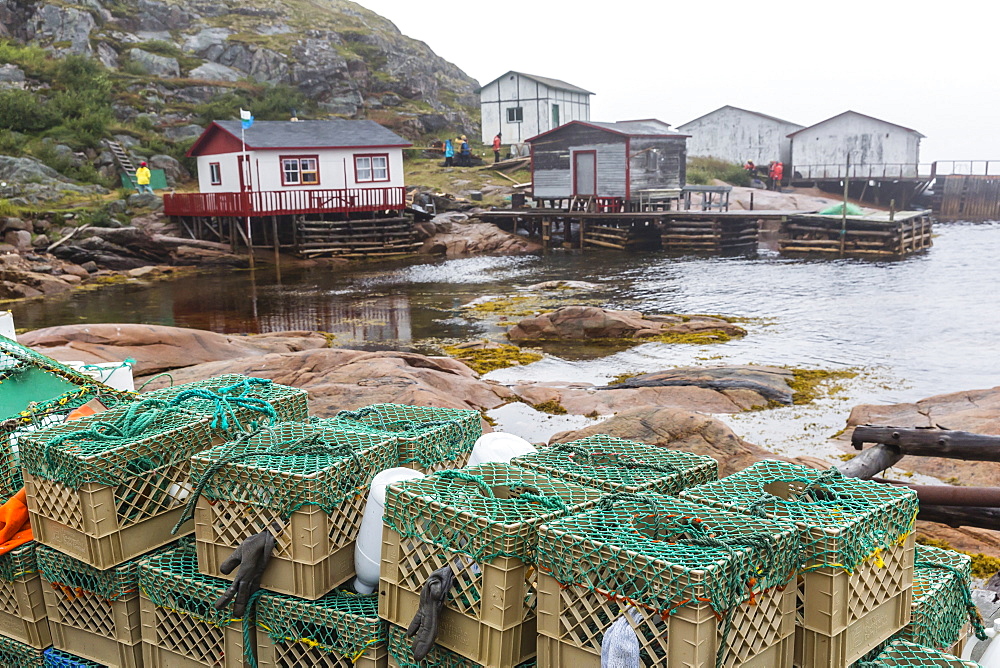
[{"x1": 240, "y1": 108, "x2": 252, "y2": 121}]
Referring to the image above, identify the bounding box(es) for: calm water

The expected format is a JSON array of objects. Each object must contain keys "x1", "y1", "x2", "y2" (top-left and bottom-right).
[{"x1": 14, "y1": 222, "x2": 1000, "y2": 462}]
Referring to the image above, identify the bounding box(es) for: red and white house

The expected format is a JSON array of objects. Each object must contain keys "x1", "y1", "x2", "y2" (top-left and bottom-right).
[{"x1": 164, "y1": 119, "x2": 412, "y2": 217}]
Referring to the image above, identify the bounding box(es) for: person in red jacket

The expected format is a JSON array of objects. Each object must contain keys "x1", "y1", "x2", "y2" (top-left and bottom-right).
[
  {"x1": 492, "y1": 133, "x2": 502, "y2": 163},
  {"x1": 772, "y1": 161, "x2": 784, "y2": 190}
]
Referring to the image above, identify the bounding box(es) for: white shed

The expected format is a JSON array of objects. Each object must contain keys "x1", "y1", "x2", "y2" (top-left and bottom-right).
[
  {"x1": 788, "y1": 111, "x2": 924, "y2": 178},
  {"x1": 478, "y1": 71, "x2": 593, "y2": 145},
  {"x1": 676, "y1": 105, "x2": 803, "y2": 166},
  {"x1": 187, "y1": 119, "x2": 410, "y2": 196}
]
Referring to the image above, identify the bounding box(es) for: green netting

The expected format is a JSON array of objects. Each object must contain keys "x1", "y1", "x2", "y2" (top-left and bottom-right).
[
  {"x1": 138, "y1": 541, "x2": 240, "y2": 628},
  {"x1": 36, "y1": 541, "x2": 178, "y2": 601},
  {"x1": 0, "y1": 334, "x2": 135, "y2": 498},
  {"x1": 512, "y1": 435, "x2": 718, "y2": 495},
  {"x1": 43, "y1": 647, "x2": 106, "y2": 667},
  {"x1": 384, "y1": 463, "x2": 602, "y2": 563},
  {"x1": 860, "y1": 639, "x2": 978, "y2": 667},
  {"x1": 19, "y1": 399, "x2": 211, "y2": 489},
  {"x1": 326, "y1": 403, "x2": 481, "y2": 469},
  {"x1": 818, "y1": 202, "x2": 867, "y2": 216},
  {"x1": 0, "y1": 541, "x2": 37, "y2": 582},
  {"x1": 144, "y1": 374, "x2": 308, "y2": 432},
  {"x1": 679, "y1": 460, "x2": 917, "y2": 572},
  {"x1": 0, "y1": 634, "x2": 46, "y2": 667},
  {"x1": 386, "y1": 625, "x2": 536, "y2": 668},
  {"x1": 182, "y1": 421, "x2": 397, "y2": 522},
  {"x1": 257, "y1": 589, "x2": 384, "y2": 662},
  {"x1": 898, "y1": 544, "x2": 984, "y2": 650}
]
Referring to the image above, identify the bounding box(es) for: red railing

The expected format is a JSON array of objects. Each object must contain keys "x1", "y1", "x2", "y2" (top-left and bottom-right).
[{"x1": 163, "y1": 187, "x2": 407, "y2": 217}]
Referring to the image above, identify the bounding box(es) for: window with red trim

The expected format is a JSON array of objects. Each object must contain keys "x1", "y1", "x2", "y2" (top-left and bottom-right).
[
  {"x1": 354, "y1": 154, "x2": 389, "y2": 183},
  {"x1": 209, "y1": 162, "x2": 222, "y2": 186},
  {"x1": 280, "y1": 156, "x2": 320, "y2": 186}
]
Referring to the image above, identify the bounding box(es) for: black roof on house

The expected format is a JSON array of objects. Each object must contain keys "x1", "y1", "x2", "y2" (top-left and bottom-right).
[
  {"x1": 526, "y1": 120, "x2": 688, "y2": 143},
  {"x1": 198, "y1": 119, "x2": 411, "y2": 152},
  {"x1": 477, "y1": 71, "x2": 594, "y2": 95},
  {"x1": 677, "y1": 105, "x2": 803, "y2": 130}
]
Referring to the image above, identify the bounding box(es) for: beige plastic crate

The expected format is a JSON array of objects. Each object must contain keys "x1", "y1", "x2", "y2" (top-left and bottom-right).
[
  {"x1": 386, "y1": 623, "x2": 537, "y2": 668},
  {"x1": 536, "y1": 572, "x2": 795, "y2": 667},
  {"x1": 257, "y1": 631, "x2": 387, "y2": 668},
  {"x1": 0, "y1": 573, "x2": 50, "y2": 648},
  {"x1": 537, "y1": 630, "x2": 794, "y2": 668},
  {"x1": 868, "y1": 639, "x2": 977, "y2": 667},
  {"x1": 794, "y1": 586, "x2": 910, "y2": 667},
  {"x1": 49, "y1": 619, "x2": 142, "y2": 668},
  {"x1": 195, "y1": 500, "x2": 357, "y2": 599},
  {"x1": 42, "y1": 584, "x2": 141, "y2": 645},
  {"x1": 139, "y1": 595, "x2": 251, "y2": 668},
  {"x1": 799, "y1": 533, "x2": 915, "y2": 637},
  {"x1": 379, "y1": 579, "x2": 536, "y2": 668},
  {"x1": 21, "y1": 405, "x2": 216, "y2": 569}
]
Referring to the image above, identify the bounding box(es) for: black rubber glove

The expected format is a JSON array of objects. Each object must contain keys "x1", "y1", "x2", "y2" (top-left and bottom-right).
[
  {"x1": 406, "y1": 564, "x2": 455, "y2": 660},
  {"x1": 214, "y1": 529, "x2": 276, "y2": 617}
]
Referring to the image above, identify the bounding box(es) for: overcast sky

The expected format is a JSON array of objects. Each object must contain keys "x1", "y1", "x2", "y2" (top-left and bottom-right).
[{"x1": 360, "y1": 0, "x2": 996, "y2": 164}]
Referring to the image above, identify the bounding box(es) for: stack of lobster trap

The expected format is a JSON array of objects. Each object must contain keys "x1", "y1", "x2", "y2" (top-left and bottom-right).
[{"x1": 0, "y1": 333, "x2": 987, "y2": 667}]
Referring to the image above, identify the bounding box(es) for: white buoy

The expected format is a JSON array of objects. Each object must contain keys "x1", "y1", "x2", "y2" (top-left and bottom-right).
[
  {"x1": 64, "y1": 360, "x2": 136, "y2": 392},
  {"x1": 0, "y1": 311, "x2": 15, "y2": 340},
  {"x1": 352, "y1": 467, "x2": 426, "y2": 595},
  {"x1": 466, "y1": 432, "x2": 536, "y2": 467}
]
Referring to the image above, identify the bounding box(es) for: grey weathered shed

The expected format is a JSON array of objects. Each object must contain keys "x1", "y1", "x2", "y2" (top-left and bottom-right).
[
  {"x1": 478, "y1": 71, "x2": 593, "y2": 145},
  {"x1": 677, "y1": 105, "x2": 803, "y2": 166},
  {"x1": 527, "y1": 120, "x2": 688, "y2": 202},
  {"x1": 789, "y1": 111, "x2": 925, "y2": 178}
]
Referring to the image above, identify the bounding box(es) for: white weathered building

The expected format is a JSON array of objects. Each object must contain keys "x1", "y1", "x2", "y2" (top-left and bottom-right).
[
  {"x1": 187, "y1": 119, "x2": 409, "y2": 195},
  {"x1": 676, "y1": 105, "x2": 803, "y2": 166},
  {"x1": 788, "y1": 111, "x2": 924, "y2": 178},
  {"x1": 478, "y1": 71, "x2": 593, "y2": 145}
]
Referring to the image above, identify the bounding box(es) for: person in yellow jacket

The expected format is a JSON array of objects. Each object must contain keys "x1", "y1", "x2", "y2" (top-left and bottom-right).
[{"x1": 135, "y1": 161, "x2": 153, "y2": 194}]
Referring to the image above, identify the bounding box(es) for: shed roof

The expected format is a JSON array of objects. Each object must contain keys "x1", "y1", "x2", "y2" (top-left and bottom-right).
[
  {"x1": 188, "y1": 119, "x2": 411, "y2": 156},
  {"x1": 677, "y1": 105, "x2": 803, "y2": 130},
  {"x1": 788, "y1": 111, "x2": 925, "y2": 138},
  {"x1": 477, "y1": 71, "x2": 594, "y2": 95},
  {"x1": 525, "y1": 120, "x2": 688, "y2": 143}
]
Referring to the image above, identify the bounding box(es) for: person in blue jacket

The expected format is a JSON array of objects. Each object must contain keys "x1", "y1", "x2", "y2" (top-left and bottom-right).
[{"x1": 443, "y1": 139, "x2": 454, "y2": 167}]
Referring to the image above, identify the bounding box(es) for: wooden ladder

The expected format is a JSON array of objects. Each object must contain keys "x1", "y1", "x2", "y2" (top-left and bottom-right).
[{"x1": 108, "y1": 140, "x2": 137, "y2": 188}]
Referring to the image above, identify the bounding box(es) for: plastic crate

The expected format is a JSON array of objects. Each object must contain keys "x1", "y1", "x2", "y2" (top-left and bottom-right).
[
  {"x1": 511, "y1": 434, "x2": 718, "y2": 495},
  {"x1": 0, "y1": 542, "x2": 50, "y2": 648},
  {"x1": 794, "y1": 585, "x2": 911, "y2": 667},
  {"x1": 191, "y1": 422, "x2": 398, "y2": 598},
  {"x1": 43, "y1": 647, "x2": 107, "y2": 667},
  {"x1": 256, "y1": 589, "x2": 386, "y2": 667},
  {"x1": 325, "y1": 403, "x2": 482, "y2": 473},
  {"x1": 869, "y1": 639, "x2": 978, "y2": 667},
  {"x1": 20, "y1": 402, "x2": 215, "y2": 568},
  {"x1": 681, "y1": 461, "x2": 917, "y2": 637},
  {"x1": 535, "y1": 494, "x2": 800, "y2": 667},
  {"x1": 142, "y1": 374, "x2": 309, "y2": 430},
  {"x1": 380, "y1": 464, "x2": 601, "y2": 667},
  {"x1": 37, "y1": 543, "x2": 155, "y2": 668},
  {"x1": 0, "y1": 634, "x2": 47, "y2": 667},
  {"x1": 893, "y1": 544, "x2": 977, "y2": 652},
  {"x1": 386, "y1": 624, "x2": 537, "y2": 668},
  {"x1": 138, "y1": 542, "x2": 252, "y2": 668}
]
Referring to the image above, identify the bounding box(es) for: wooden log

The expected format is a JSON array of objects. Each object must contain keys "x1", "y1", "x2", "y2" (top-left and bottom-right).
[
  {"x1": 851, "y1": 426, "x2": 1000, "y2": 462},
  {"x1": 584, "y1": 238, "x2": 627, "y2": 250},
  {"x1": 916, "y1": 505, "x2": 1000, "y2": 531},
  {"x1": 871, "y1": 478, "x2": 1000, "y2": 506},
  {"x1": 837, "y1": 444, "x2": 904, "y2": 479}
]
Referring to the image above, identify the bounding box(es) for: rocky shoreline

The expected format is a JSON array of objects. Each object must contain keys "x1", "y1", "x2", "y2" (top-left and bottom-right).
[{"x1": 21, "y1": 322, "x2": 1000, "y2": 557}]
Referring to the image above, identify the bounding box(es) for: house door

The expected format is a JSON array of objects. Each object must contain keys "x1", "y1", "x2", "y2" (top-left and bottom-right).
[
  {"x1": 573, "y1": 151, "x2": 596, "y2": 196},
  {"x1": 552, "y1": 104, "x2": 560, "y2": 128},
  {"x1": 237, "y1": 155, "x2": 251, "y2": 192}
]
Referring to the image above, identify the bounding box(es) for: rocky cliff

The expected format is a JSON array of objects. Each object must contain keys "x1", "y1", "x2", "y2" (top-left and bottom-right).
[{"x1": 0, "y1": 0, "x2": 480, "y2": 139}]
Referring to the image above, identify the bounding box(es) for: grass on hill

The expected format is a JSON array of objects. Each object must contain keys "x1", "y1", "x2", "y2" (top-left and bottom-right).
[{"x1": 686, "y1": 156, "x2": 752, "y2": 187}]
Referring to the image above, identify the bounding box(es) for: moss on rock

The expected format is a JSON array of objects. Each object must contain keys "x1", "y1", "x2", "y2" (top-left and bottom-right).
[{"x1": 442, "y1": 343, "x2": 542, "y2": 375}]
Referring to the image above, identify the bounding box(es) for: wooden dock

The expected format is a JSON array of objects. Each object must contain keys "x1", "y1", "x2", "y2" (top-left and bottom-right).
[
  {"x1": 778, "y1": 210, "x2": 933, "y2": 257},
  {"x1": 478, "y1": 209, "x2": 804, "y2": 253}
]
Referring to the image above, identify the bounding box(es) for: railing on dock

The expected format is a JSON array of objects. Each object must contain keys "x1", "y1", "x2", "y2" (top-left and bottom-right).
[
  {"x1": 791, "y1": 163, "x2": 929, "y2": 180},
  {"x1": 163, "y1": 187, "x2": 406, "y2": 217}
]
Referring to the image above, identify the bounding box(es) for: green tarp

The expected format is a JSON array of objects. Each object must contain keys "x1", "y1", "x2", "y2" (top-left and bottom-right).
[{"x1": 818, "y1": 202, "x2": 866, "y2": 216}]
